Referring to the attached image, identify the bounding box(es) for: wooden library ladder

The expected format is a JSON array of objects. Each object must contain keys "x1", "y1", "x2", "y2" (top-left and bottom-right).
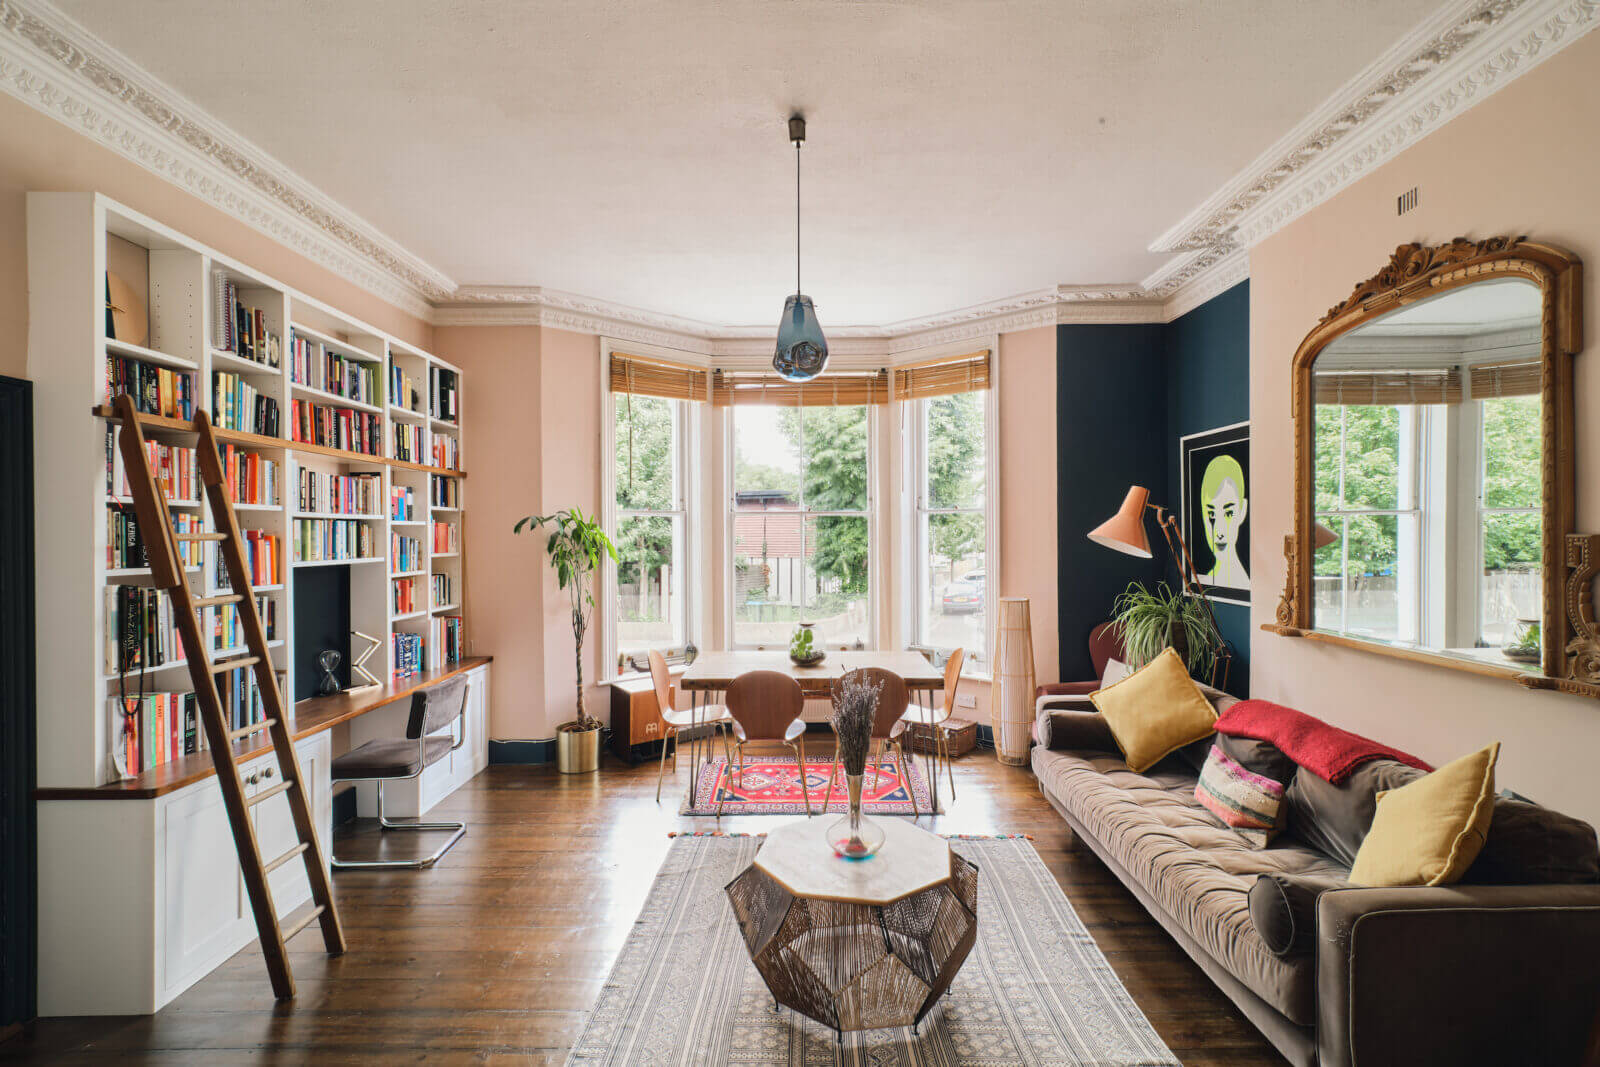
[{"x1": 111, "y1": 394, "x2": 346, "y2": 999}]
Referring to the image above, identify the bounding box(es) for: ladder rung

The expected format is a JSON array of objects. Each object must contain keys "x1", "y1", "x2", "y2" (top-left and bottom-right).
[
  {"x1": 247, "y1": 779, "x2": 294, "y2": 807},
  {"x1": 227, "y1": 717, "x2": 278, "y2": 742},
  {"x1": 173, "y1": 532, "x2": 228, "y2": 542},
  {"x1": 193, "y1": 593, "x2": 243, "y2": 608},
  {"x1": 279, "y1": 904, "x2": 326, "y2": 942},
  {"x1": 263, "y1": 841, "x2": 310, "y2": 875},
  {"x1": 210, "y1": 656, "x2": 260, "y2": 672}
]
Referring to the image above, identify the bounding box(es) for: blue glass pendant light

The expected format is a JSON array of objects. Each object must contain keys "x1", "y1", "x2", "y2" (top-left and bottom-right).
[{"x1": 773, "y1": 114, "x2": 829, "y2": 382}]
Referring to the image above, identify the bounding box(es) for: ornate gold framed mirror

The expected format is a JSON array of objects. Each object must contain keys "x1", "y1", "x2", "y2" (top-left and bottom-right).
[{"x1": 1268, "y1": 236, "x2": 1598, "y2": 697}]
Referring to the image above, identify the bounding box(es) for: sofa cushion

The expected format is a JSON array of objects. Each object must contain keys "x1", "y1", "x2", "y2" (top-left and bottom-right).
[
  {"x1": 1248, "y1": 871, "x2": 1348, "y2": 957},
  {"x1": 1467, "y1": 797, "x2": 1600, "y2": 885},
  {"x1": 1350, "y1": 743, "x2": 1500, "y2": 887},
  {"x1": 1196, "y1": 743, "x2": 1288, "y2": 849},
  {"x1": 1033, "y1": 746, "x2": 1346, "y2": 1026},
  {"x1": 1090, "y1": 648, "x2": 1218, "y2": 772},
  {"x1": 1039, "y1": 709, "x2": 1118, "y2": 753},
  {"x1": 1283, "y1": 758, "x2": 1424, "y2": 867}
]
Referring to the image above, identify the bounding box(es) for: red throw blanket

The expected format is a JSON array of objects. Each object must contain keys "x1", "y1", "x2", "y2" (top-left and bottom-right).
[{"x1": 1213, "y1": 699, "x2": 1433, "y2": 784}]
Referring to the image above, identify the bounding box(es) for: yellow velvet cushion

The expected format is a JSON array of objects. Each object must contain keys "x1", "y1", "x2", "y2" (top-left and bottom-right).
[
  {"x1": 1349, "y1": 742, "x2": 1501, "y2": 887},
  {"x1": 1089, "y1": 647, "x2": 1217, "y2": 773}
]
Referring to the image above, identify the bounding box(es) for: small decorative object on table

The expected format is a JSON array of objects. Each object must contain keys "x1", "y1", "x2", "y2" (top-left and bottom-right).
[
  {"x1": 828, "y1": 672, "x2": 885, "y2": 859},
  {"x1": 1503, "y1": 619, "x2": 1542, "y2": 663},
  {"x1": 345, "y1": 630, "x2": 383, "y2": 694},
  {"x1": 789, "y1": 622, "x2": 825, "y2": 667},
  {"x1": 315, "y1": 649, "x2": 342, "y2": 697}
]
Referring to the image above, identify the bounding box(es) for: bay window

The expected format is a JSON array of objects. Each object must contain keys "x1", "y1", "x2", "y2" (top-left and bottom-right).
[
  {"x1": 903, "y1": 350, "x2": 994, "y2": 673},
  {"x1": 723, "y1": 371, "x2": 883, "y2": 650},
  {"x1": 604, "y1": 350, "x2": 706, "y2": 673}
]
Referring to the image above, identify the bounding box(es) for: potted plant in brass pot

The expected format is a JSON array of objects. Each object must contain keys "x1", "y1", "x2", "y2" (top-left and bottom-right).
[{"x1": 514, "y1": 507, "x2": 616, "y2": 773}]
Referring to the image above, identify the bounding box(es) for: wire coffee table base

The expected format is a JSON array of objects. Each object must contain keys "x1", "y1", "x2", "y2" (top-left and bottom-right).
[{"x1": 725, "y1": 846, "x2": 979, "y2": 1036}]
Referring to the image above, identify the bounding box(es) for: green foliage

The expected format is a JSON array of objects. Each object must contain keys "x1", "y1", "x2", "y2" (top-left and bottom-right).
[
  {"x1": 1315, "y1": 398, "x2": 1541, "y2": 578},
  {"x1": 1110, "y1": 582, "x2": 1215, "y2": 680},
  {"x1": 790, "y1": 625, "x2": 816, "y2": 660},
  {"x1": 1511, "y1": 620, "x2": 1541, "y2": 653},
  {"x1": 779, "y1": 405, "x2": 870, "y2": 595},
  {"x1": 925, "y1": 393, "x2": 985, "y2": 573},
  {"x1": 514, "y1": 507, "x2": 617, "y2": 729}
]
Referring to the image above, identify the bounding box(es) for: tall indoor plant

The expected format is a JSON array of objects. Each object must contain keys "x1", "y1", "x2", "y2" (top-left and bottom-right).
[
  {"x1": 515, "y1": 507, "x2": 616, "y2": 773},
  {"x1": 1111, "y1": 581, "x2": 1216, "y2": 682}
]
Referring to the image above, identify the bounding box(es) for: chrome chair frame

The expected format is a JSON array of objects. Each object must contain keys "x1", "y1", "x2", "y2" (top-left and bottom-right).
[{"x1": 331, "y1": 678, "x2": 470, "y2": 870}]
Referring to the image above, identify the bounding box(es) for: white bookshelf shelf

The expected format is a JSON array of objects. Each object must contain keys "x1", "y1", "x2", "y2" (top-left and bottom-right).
[
  {"x1": 391, "y1": 609, "x2": 428, "y2": 622},
  {"x1": 209, "y1": 349, "x2": 280, "y2": 375},
  {"x1": 389, "y1": 405, "x2": 425, "y2": 422},
  {"x1": 432, "y1": 603, "x2": 460, "y2": 614},
  {"x1": 101, "y1": 640, "x2": 286, "y2": 682},
  {"x1": 106, "y1": 337, "x2": 198, "y2": 371},
  {"x1": 293, "y1": 511, "x2": 384, "y2": 520},
  {"x1": 288, "y1": 321, "x2": 383, "y2": 363},
  {"x1": 433, "y1": 551, "x2": 459, "y2": 559},
  {"x1": 289, "y1": 380, "x2": 383, "y2": 414},
  {"x1": 292, "y1": 555, "x2": 385, "y2": 568},
  {"x1": 390, "y1": 569, "x2": 425, "y2": 579}
]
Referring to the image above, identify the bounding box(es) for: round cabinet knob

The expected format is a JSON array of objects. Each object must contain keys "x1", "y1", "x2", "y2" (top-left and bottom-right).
[
  {"x1": 245, "y1": 772, "x2": 260, "y2": 785},
  {"x1": 262, "y1": 766, "x2": 275, "y2": 779}
]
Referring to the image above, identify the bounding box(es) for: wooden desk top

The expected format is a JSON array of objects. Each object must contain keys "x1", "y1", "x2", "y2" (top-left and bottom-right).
[
  {"x1": 679, "y1": 650, "x2": 942, "y2": 694},
  {"x1": 35, "y1": 656, "x2": 492, "y2": 801},
  {"x1": 754, "y1": 818, "x2": 953, "y2": 905}
]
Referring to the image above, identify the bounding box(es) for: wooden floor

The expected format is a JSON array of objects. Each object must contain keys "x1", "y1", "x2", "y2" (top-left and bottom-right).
[{"x1": 2, "y1": 743, "x2": 1286, "y2": 1065}]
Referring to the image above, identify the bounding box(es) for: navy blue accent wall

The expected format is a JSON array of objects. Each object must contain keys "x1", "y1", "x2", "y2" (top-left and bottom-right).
[
  {"x1": 1055, "y1": 282, "x2": 1252, "y2": 696},
  {"x1": 0, "y1": 376, "x2": 35, "y2": 1027},
  {"x1": 1165, "y1": 281, "x2": 1251, "y2": 696},
  {"x1": 1056, "y1": 324, "x2": 1168, "y2": 682}
]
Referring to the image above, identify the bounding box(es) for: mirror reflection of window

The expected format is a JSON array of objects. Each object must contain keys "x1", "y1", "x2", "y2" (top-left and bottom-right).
[{"x1": 1310, "y1": 278, "x2": 1543, "y2": 668}]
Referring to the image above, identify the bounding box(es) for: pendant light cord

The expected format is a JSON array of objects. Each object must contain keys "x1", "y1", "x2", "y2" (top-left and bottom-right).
[{"x1": 795, "y1": 138, "x2": 802, "y2": 296}]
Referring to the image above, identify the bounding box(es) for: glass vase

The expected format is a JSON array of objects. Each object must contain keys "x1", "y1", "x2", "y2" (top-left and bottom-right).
[{"x1": 827, "y1": 773, "x2": 885, "y2": 860}]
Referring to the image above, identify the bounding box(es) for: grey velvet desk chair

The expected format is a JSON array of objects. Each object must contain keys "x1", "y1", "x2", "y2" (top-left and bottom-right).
[{"x1": 329, "y1": 672, "x2": 470, "y2": 869}]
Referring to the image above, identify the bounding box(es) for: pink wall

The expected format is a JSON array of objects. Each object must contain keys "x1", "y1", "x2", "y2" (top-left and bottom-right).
[
  {"x1": 1249, "y1": 29, "x2": 1600, "y2": 825},
  {"x1": 434, "y1": 324, "x2": 606, "y2": 740},
  {"x1": 0, "y1": 92, "x2": 431, "y2": 383}
]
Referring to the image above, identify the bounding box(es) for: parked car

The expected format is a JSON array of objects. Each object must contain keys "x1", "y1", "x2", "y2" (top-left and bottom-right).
[{"x1": 941, "y1": 571, "x2": 985, "y2": 614}]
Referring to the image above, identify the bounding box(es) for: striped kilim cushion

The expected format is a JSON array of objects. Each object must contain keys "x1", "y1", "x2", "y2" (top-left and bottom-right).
[{"x1": 1196, "y1": 743, "x2": 1286, "y2": 848}]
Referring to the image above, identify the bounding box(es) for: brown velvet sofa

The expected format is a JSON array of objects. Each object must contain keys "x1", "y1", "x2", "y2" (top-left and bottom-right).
[{"x1": 1030, "y1": 691, "x2": 1600, "y2": 1067}]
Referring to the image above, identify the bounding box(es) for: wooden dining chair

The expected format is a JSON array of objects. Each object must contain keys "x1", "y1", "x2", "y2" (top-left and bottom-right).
[
  {"x1": 717, "y1": 670, "x2": 811, "y2": 817},
  {"x1": 900, "y1": 647, "x2": 964, "y2": 799},
  {"x1": 823, "y1": 667, "x2": 920, "y2": 816},
  {"x1": 650, "y1": 650, "x2": 733, "y2": 804}
]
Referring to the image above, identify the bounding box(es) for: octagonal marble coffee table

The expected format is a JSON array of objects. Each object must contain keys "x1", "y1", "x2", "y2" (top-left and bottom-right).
[{"x1": 724, "y1": 817, "x2": 979, "y2": 1037}]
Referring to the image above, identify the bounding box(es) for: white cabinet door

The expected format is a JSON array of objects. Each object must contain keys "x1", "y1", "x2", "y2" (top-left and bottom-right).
[
  {"x1": 252, "y1": 736, "x2": 328, "y2": 914},
  {"x1": 468, "y1": 666, "x2": 490, "y2": 777},
  {"x1": 160, "y1": 778, "x2": 247, "y2": 994}
]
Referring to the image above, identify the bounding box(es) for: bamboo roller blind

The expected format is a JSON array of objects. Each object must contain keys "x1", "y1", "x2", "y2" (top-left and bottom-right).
[
  {"x1": 711, "y1": 369, "x2": 891, "y2": 406},
  {"x1": 1468, "y1": 359, "x2": 1541, "y2": 398},
  {"x1": 893, "y1": 350, "x2": 992, "y2": 399},
  {"x1": 609, "y1": 352, "x2": 710, "y2": 402},
  {"x1": 1313, "y1": 368, "x2": 1464, "y2": 406}
]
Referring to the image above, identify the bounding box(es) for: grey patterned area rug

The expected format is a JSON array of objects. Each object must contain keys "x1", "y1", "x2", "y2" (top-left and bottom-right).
[{"x1": 567, "y1": 833, "x2": 1179, "y2": 1066}]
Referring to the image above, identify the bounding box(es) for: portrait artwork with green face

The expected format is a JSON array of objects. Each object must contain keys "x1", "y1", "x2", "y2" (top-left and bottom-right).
[{"x1": 1181, "y1": 423, "x2": 1250, "y2": 605}]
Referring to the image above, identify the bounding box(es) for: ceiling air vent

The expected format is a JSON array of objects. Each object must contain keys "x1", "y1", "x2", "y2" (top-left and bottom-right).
[{"x1": 1397, "y1": 187, "x2": 1419, "y2": 215}]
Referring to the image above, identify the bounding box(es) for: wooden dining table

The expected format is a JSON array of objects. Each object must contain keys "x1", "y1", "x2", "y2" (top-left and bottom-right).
[{"x1": 677, "y1": 650, "x2": 950, "y2": 812}]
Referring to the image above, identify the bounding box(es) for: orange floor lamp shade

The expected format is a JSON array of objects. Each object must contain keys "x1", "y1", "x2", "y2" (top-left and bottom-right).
[{"x1": 991, "y1": 597, "x2": 1036, "y2": 766}]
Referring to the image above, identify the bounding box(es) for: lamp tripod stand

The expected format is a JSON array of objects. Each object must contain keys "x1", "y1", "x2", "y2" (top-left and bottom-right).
[{"x1": 1090, "y1": 486, "x2": 1233, "y2": 691}]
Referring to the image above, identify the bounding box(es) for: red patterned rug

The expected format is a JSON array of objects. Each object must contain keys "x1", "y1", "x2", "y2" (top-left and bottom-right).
[{"x1": 678, "y1": 754, "x2": 940, "y2": 816}]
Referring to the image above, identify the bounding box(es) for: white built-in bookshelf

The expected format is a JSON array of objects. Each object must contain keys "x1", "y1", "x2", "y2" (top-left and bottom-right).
[{"x1": 29, "y1": 192, "x2": 469, "y2": 793}]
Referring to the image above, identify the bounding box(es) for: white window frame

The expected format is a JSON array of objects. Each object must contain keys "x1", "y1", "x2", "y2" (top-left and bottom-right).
[
  {"x1": 599, "y1": 339, "x2": 704, "y2": 681},
  {"x1": 1313, "y1": 403, "x2": 1428, "y2": 642},
  {"x1": 905, "y1": 373, "x2": 1000, "y2": 677},
  {"x1": 1471, "y1": 394, "x2": 1542, "y2": 647},
  {"x1": 724, "y1": 402, "x2": 878, "y2": 650}
]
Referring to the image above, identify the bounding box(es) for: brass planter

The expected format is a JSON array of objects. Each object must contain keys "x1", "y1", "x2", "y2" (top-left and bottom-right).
[{"x1": 556, "y1": 721, "x2": 602, "y2": 774}]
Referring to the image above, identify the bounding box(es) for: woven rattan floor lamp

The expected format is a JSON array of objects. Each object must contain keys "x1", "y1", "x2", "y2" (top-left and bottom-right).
[{"x1": 991, "y1": 597, "x2": 1036, "y2": 766}]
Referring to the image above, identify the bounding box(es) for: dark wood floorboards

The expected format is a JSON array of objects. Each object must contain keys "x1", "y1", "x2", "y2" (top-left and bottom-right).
[{"x1": 2, "y1": 744, "x2": 1286, "y2": 1065}]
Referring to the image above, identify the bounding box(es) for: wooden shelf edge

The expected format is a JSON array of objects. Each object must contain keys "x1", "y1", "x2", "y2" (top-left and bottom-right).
[
  {"x1": 35, "y1": 655, "x2": 492, "y2": 801},
  {"x1": 94, "y1": 406, "x2": 467, "y2": 477}
]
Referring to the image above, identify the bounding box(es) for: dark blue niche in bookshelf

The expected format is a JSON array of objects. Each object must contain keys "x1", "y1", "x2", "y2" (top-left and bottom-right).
[{"x1": 293, "y1": 566, "x2": 351, "y2": 701}]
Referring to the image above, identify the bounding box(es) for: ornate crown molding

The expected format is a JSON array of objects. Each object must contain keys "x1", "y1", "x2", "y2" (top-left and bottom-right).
[
  {"x1": 1152, "y1": 0, "x2": 1598, "y2": 257},
  {"x1": 0, "y1": 0, "x2": 453, "y2": 318},
  {"x1": 5, "y1": 0, "x2": 1591, "y2": 336}
]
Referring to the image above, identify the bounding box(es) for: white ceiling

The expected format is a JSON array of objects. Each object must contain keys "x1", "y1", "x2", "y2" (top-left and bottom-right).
[{"x1": 58, "y1": 0, "x2": 1437, "y2": 327}]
